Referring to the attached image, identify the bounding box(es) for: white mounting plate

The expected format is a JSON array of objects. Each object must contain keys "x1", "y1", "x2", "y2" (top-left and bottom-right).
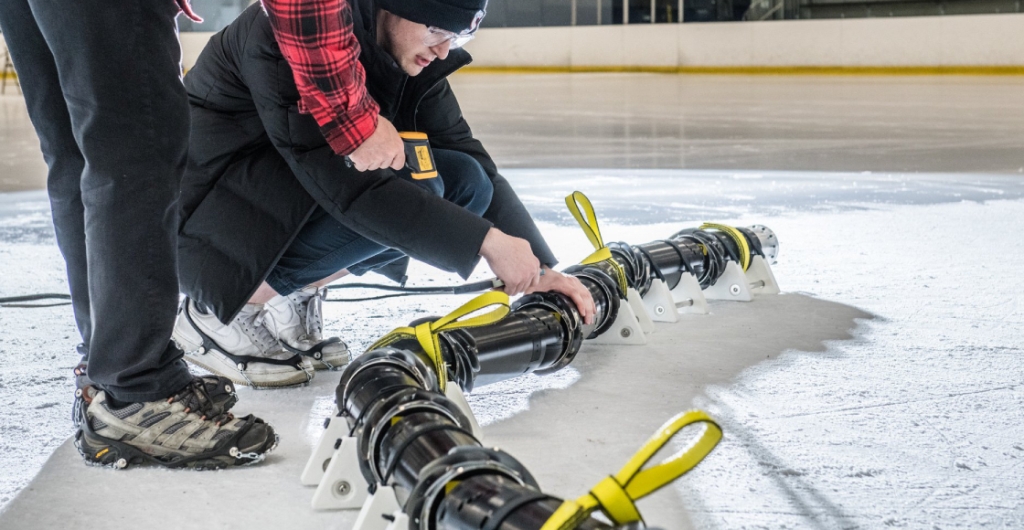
[
  {"x1": 627, "y1": 287, "x2": 655, "y2": 334},
  {"x1": 311, "y1": 436, "x2": 369, "y2": 510},
  {"x1": 352, "y1": 486, "x2": 402, "y2": 530},
  {"x1": 445, "y1": 382, "x2": 483, "y2": 442},
  {"x1": 301, "y1": 413, "x2": 348, "y2": 486},
  {"x1": 745, "y1": 255, "x2": 781, "y2": 295},
  {"x1": 642, "y1": 279, "x2": 678, "y2": 323},
  {"x1": 702, "y1": 261, "x2": 753, "y2": 302},
  {"x1": 589, "y1": 296, "x2": 647, "y2": 346},
  {"x1": 668, "y1": 274, "x2": 709, "y2": 315}
]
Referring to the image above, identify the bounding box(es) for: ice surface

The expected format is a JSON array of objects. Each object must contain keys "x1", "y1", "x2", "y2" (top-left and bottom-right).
[{"x1": 1, "y1": 171, "x2": 1022, "y2": 528}]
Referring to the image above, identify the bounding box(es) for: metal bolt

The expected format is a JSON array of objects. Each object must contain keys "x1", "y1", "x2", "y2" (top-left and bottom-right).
[
  {"x1": 115, "y1": 458, "x2": 128, "y2": 469},
  {"x1": 334, "y1": 481, "x2": 352, "y2": 497},
  {"x1": 620, "y1": 327, "x2": 632, "y2": 338},
  {"x1": 729, "y1": 284, "x2": 741, "y2": 296},
  {"x1": 654, "y1": 305, "x2": 665, "y2": 315},
  {"x1": 675, "y1": 299, "x2": 694, "y2": 308},
  {"x1": 198, "y1": 347, "x2": 206, "y2": 354}
]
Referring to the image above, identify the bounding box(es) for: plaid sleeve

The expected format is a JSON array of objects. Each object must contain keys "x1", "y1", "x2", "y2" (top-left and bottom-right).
[{"x1": 261, "y1": 0, "x2": 380, "y2": 155}]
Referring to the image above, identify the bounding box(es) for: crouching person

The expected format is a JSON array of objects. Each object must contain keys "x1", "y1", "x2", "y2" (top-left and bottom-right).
[{"x1": 172, "y1": 0, "x2": 596, "y2": 388}]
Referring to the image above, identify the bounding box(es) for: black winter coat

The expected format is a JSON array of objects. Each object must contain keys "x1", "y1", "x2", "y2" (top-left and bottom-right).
[{"x1": 179, "y1": 1, "x2": 556, "y2": 323}]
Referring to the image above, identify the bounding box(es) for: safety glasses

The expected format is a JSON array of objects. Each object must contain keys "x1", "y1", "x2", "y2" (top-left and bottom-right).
[{"x1": 423, "y1": 26, "x2": 476, "y2": 49}]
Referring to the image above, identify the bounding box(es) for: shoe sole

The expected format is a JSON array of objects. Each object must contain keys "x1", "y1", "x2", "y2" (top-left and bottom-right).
[
  {"x1": 184, "y1": 353, "x2": 312, "y2": 388},
  {"x1": 173, "y1": 312, "x2": 313, "y2": 389},
  {"x1": 75, "y1": 425, "x2": 278, "y2": 470}
]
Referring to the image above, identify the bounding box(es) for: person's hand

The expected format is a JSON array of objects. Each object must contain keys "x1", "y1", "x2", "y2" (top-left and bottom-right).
[
  {"x1": 479, "y1": 228, "x2": 541, "y2": 296},
  {"x1": 347, "y1": 116, "x2": 405, "y2": 172},
  {"x1": 525, "y1": 267, "x2": 596, "y2": 325}
]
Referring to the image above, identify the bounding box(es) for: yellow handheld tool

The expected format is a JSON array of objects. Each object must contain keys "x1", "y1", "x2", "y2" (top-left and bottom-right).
[
  {"x1": 399, "y1": 131, "x2": 438, "y2": 180},
  {"x1": 342, "y1": 131, "x2": 438, "y2": 179}
]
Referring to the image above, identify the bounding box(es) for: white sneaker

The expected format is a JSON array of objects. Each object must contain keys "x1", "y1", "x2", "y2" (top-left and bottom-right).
[
  {"x1": 172, "y1": 299, "x2": 313, "y2": 388},
  {"x1": 263, "y1": 286, "x2": 350, "y2": 371}
]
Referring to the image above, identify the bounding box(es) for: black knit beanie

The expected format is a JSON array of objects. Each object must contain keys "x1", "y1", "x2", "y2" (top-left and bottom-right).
[{"x1": 376, "y1": 0, "x2": 488, "y2": 34}]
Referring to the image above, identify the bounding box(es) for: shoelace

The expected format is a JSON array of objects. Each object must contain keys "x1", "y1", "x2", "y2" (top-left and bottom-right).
[
  {"x1": 243, "y1": 308, "x2": 285, "y2": 354},
  {"x1": 168, "y1": 379, "x2": 234, "y2": 423},
  {"x1": 288, "y1": 288, "x2": 325, "y2": 342}
]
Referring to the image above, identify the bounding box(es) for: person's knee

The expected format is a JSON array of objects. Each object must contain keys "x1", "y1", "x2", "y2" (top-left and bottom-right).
[
  {"x1": 416, "y1": 172, "x2": 445, "y2": 197},
  {"x1": 442, "y1": 152, "x2": 493, "y2": 216}
]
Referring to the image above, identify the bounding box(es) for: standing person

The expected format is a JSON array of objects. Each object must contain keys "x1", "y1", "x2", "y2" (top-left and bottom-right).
[
  {"x1": 169, "y1": 0, "x2": 598, "y2": 389},
  {"x1": 0, "y1": 0, "x2": 279, "y2": 468}
]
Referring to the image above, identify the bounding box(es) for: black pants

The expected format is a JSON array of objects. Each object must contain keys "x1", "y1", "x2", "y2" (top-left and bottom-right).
[{"x1": 0, "y1": 0, "x2": 193, "y2": 401}]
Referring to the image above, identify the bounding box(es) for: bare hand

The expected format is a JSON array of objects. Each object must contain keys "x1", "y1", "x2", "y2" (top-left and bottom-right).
[
  {"x1": 347, "y1": 116, "x2": 405, "y2": 172},
  {"x1": 525, "y1": 267, "x2": 596, "y2": 325},
  {"x1": 479, "y1": 228, "x2": 541, "y2": 296}
]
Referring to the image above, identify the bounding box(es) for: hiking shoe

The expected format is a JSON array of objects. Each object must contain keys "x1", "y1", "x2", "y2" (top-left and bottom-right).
[
  {"x1": 172, "y1": 299, "x2": 313, "y2": 388},
  {"x1": 76, "y1": 385, "x2": 276, "y2": 470},
  {"x1": 74, "y1": 365, "x2": 238, "y2": 425},
  {"x1": 263, "y1": 286, "x2": 350, "y2": 371}
]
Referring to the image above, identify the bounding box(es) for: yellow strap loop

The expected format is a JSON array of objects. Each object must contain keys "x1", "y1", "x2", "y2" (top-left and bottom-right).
[
  {"x1": 540, "y1": 410, "x2": 723, "y2": 530},
  {"x1": 564, "y1": 191, "x2": 629, "y2": 296},
  {"x1": 366, "y1": 291, "x2": 511, "y2": 390},
  {"x1": 700, "y1": 222, "x2": 751, "y2": 271}
]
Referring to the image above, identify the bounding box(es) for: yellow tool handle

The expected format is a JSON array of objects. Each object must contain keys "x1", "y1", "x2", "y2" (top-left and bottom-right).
[{"x1": 400, "y1": 131, "x2": 438, "y2": 180}]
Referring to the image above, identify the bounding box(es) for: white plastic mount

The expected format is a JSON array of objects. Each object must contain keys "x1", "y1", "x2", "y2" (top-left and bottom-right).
[
  {"x1": 626, "y1": 287, "x2": 654, "y2": 334},
  {"x1": 589, "y1": 292, "x2": 648, "y2": 346},
  {"x1": 310, "y1": 435, "x2": 369, "y2": 510},
  {"x1": 702, "y1": 261, "x2": 754, "y2": 302},
  {"x1": 444, "y1": 382, "x2": 483, "y2": 442},
  {"x1": 666, "y1": 274, "x2": 710, "y2": 316},
  {"x1": 302, "y1": 413, "x2": 348, "y2": 486},
  {"x1": 745, "y1": 255, "x2": 781, "y2": 295},
  {"x1": 352, "y1": 485, "x2": 402, "y2": 530}
]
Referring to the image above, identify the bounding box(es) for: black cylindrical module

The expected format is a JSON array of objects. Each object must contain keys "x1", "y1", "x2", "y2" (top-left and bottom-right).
[
  {"x1": 629, "y1": 239, "x2": 706, "y2": 294},
  {"x1": 437, "y1": 474, "x2": 613, "y2": 530},
  {"x1": 441, "y1": 305, "x2": 566, "y2": 388},
  {"x1": 377, "y1": 410, "x2": 479, "y2": 488},
  {"x1": 340, "y1": 364, "x2": 427, "y2": 426}
]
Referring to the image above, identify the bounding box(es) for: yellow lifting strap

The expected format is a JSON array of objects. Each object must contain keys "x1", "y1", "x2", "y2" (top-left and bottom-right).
[
  {"x1": 564, "y1": 191, "x2": 629, "y2": 296},
  {"x1": 540, "y1": 410, "x2": 723, "y2": 530},
  {"x1": 699, "y1": 222, "x2": 751, "y2": 272},
  {"x1": 366, "y1": 291, "x2": 511, "y2": 390}
]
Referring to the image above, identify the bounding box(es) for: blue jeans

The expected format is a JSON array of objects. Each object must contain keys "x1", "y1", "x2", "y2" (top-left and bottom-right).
[{"x1": 266, "y1": 149, "x2": 493, "y2": 294}]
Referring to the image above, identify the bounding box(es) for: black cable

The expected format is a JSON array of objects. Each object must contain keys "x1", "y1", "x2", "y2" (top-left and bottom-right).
[
  {"x1": 323, "y1": 279, "x2": 500, "y2": 302},
  {"x1": 0, "y1": 293, "x2": 72, "y2": 308},
  {"x1": 1, "y1": 279, "x2": 499, "y2": 308}
]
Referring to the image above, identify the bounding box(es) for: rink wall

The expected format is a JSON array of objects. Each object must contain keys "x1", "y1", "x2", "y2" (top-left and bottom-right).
[
  {"x1": 178, "y1": 13, "x2": 1024, "y2": 74},
  {"x1": 3, "y1": 13, "x2": 1023, "y2": 75}
]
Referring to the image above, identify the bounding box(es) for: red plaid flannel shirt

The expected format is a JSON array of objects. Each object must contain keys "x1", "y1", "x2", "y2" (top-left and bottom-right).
[{"x1": 261, "y1": 0, "x2": 380, "y2": 155}]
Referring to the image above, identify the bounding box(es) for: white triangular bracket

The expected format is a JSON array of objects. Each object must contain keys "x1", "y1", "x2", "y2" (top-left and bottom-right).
[
  {"x1": 383, "y1": 511, "x2": 410, "y2": 530},
  {"x1": 444, "y1": 382, "x2": 483, "y2": 442},
  {"x1": 626, "y1": 288, "x2": 655, "y2": 334},
  {"x1": 745, "y1": 255, "x2": 781, "y2": 295},
  {"x1": 311, "y1": 436, "x2": 369, "y2": 510},
  {"x1": 703, "y1": 261, "x2": 753, "y2": 302},
  {"x1": 589, "y1": 295, "x2": 647, "y2": 346},
  {"x1": 353, "y1": 485, "x2": 402, "y2": 530},
  {"x1": 302, "y1": 412, "x2": 349, "y2": 486},
  {"x1": 667, "y1": 274, "x2": 709, "y2": 315},
  {"x1": 642, "y1": 279, "x2": 678, "y2": 323}
]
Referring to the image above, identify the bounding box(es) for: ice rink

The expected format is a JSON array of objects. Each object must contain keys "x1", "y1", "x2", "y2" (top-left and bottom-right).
[{"x1": 1, "y1": 74, "x2": 1023, "y2": 529}]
